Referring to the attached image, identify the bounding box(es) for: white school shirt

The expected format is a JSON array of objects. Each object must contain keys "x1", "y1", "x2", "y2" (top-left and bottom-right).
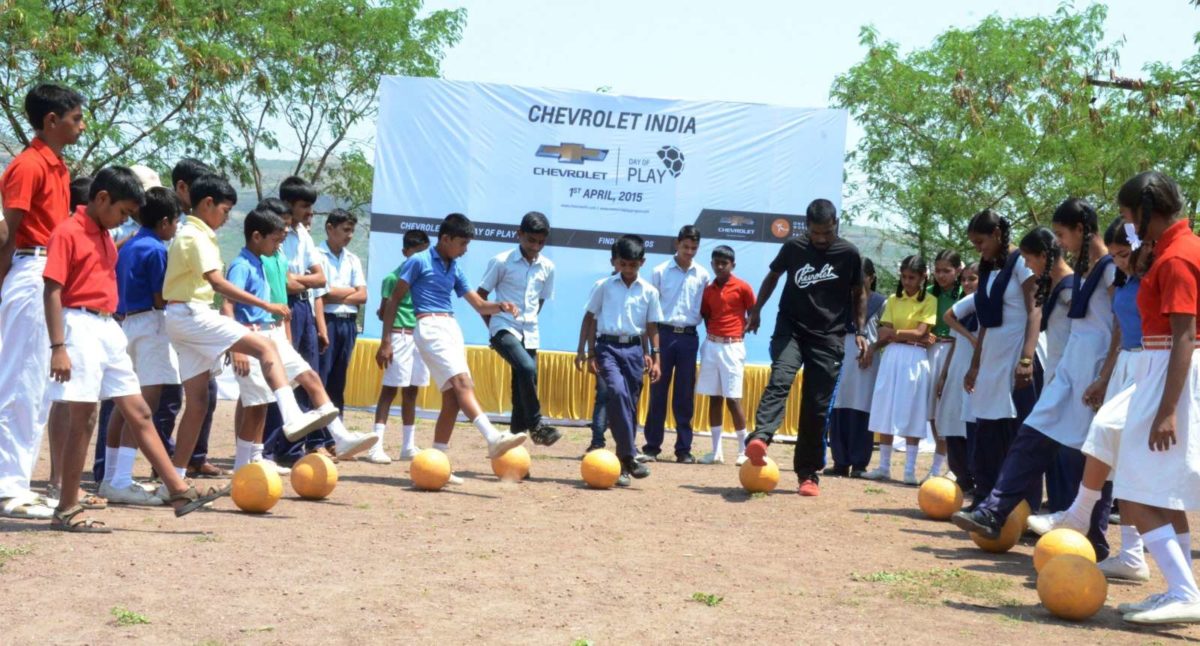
[
  {"x1": 282, "y1": 224, "x2": 320, "y2": 299},
  {"x1": 586, "y1": 274, "x2": 664, "y2": 337},
  {"x1": 316, "y1": 241, "x2": 366, "y2": 315},
  {"x1": 651, "y1": 257, "x2": 710, "y2": 327},
  {"x1": 478, "y1": 247, "x2": 555, "y2": 349}
]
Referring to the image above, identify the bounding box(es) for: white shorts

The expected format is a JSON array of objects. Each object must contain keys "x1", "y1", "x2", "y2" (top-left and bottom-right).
[
  {"x1": 414, "y1": 315, "x2": 469, "y2": 392},
  {"x1": 121, "y1": 310, "x2": 181, "y2": 386},
  {"x1": 49, "y1": 310, "x2": 141, "y2": 402},
  {"x1": 165, "y1": 303, "x2": 248, "y2": 381},
  {"x1": 382, "y1": 330, "x2": 430, "y2": 388},
  {"x1": 235, "y1": 326, "x2": 312, "y2": 406},
  {"x1": 696, "y1": 339, "x2": 746, "y2": 398}
]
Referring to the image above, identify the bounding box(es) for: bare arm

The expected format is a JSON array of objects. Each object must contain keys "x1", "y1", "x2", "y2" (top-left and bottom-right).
[
  {"x1": 206, "y1": 271, "x2": 289, "y2": 319},
  {"x1": 1016, "y1": 277, "x2": 1042, "y2": 387},
  {"x1": 464, "y1": 290, "x2": 516, "y2": 317},
  {"x1": 646, "y1": 322, "x2": 661, "y2": 383},
  {"x1": 288, "y1": 262, "x2": 326, "y2": 292},
  {"x1": 575, "y1": 311, "x2": 597, "y2": 371},
  {"x1": 476, "y1": 287, "x2": 492, "y2": 326},
  {"x1": 892, "y1": 323, "x2": 931, "y2": 344},
  {"x1": 0, "y1": 208, "x2": 26, "y2": 288},
  {"x1": 314, "y1": 294, "x2": 328, "y2": 352},
  {"x1": 44, "y1": 280, "x2": 70, "y2": 382},
  {"x1": 746, "y1": 270, "x2": 782, "y2": 334},
  {"x1": 942, "y1": 308, "x2": 978, "y2": 348},
  {"x1": 375, "y1": 278, "x2": 411, "y2": 368}
]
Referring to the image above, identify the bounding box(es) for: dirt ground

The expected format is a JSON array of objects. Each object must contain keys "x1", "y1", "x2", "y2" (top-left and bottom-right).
[{"x1": 2, "y1": 403, "x2": 1200, "y2": 645}]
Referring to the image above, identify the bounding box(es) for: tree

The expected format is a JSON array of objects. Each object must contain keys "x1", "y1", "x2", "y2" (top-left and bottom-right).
[
  {"x1": 320, "y1": 147, "x2": 374, "y2": 216},
  {"x1": 831, "y1": 5, "x2": 1186, "y2": 257}
]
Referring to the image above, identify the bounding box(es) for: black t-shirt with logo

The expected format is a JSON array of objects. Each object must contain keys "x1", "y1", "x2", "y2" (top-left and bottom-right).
[{"x1": 769, "y1": 235, "x2": 863, "y2": 340}]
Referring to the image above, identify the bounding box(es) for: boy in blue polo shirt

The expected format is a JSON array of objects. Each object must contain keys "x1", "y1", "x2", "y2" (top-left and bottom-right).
[
  {"x1": 224, "y1": 209, "x2": 376, "y2": 468},
  {"x1": 376, "y1": 214, "x2": 527, "y2": 475},
  {"x1": 576, "y1": 235, "x2": 663, "y2": 486}
]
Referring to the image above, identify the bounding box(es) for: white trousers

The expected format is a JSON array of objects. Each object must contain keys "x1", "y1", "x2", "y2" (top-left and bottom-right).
[{"x1": 0, "y1": 256, "x2": 51, "y2": 499}]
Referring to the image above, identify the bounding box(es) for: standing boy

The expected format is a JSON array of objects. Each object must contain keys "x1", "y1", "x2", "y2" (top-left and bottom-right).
[
  {"x1": 376, "y1": 214, "x2": 528, "y2": 475},
  {"x1": 0, "y1": 83, "x2": 85, "y2": 519},
  {"x1": 371, "y1": 229, "x2": 431, "y2": 464},
  {"x1": 477, "y1": 212, "x2": 559, "y2": 446},
  {"x1": 44, "y1": 166, "x2": 227, "y2": 531},
  {"x1": 697, "y1": 245, "x2": 755, "y2": 466},
  {"x1": 576, "y1": 235, "x2": 663, "y2": 486},
  {"x1": 642, "y1": 225, "x2": 709, "y2": 463},
  {"x1": 316, "y1": 209, "x2": 367, "y2": 449},
  {"x1": 162, "y1": 173, "x2": 336, "y2": 477}
]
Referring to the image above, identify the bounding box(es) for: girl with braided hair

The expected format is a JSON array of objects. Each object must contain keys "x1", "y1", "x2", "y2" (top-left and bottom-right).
[
  {"x1": 954, "y1": 200, "x2": 1116, "y2": 563},
  {"x1": 1022, "y1": 227, "x2": 1075, "y2": 385}
]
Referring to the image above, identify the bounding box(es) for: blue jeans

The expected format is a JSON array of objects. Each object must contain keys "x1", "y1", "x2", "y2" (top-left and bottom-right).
[{"x1": 490, "y1": 331, "x2": 541, "y2": 432}]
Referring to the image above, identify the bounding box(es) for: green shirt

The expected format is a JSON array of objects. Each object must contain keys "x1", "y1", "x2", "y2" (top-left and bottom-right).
[
  {"x1": 262, "y1": 251, "x2": 289, "y2": 321},
  {"x1": 929, "y1": 284, "x2": 960, "y2": 337},
  {"x1": 382, "y1": 271, "x2": 416, "y2": 329}
]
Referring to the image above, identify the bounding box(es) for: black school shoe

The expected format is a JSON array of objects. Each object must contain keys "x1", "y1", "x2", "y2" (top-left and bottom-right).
[
  {"x1": 622, "y1": 457, "x2": 651, "y2": 479},
  {"x1": 530, "y1": 424, "x2": 563, "y2": 447},
  {"x1": 823, "y1": 465, "x2": 850, "y2": 477},
  {"x1": 676, "y1": 453, "x2": 696, "y2": 464},
  {"x1": 635, "y1": 451, "x2": 659, "y2": 464},
  {"x1": 849, "y1": 468, "x2": 867, "y2": 479},
  {"x1": 951, "y1": 508, "x2": 1002, "y2": 539}
]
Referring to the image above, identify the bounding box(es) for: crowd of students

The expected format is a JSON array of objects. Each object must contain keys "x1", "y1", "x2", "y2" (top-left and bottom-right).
[{"x1": 4, "y1": 82, "x2": 1200, "y2": 625}]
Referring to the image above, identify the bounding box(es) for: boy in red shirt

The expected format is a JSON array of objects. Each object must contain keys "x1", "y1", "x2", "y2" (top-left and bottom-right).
[
  {"x1": 43, "y1": 167, "x2": 227, "y2": 532},
  {"x1": 0, "y1": 83, "x2": 85, "y2": 519},
  {"x1": 697, "y1": 245, "x2": 756, "y2": 466}
]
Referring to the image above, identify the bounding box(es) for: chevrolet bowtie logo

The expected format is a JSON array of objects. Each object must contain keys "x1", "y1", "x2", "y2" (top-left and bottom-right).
[{"x1": 536, "y1": 143, "x2": 608, "y2": 164}]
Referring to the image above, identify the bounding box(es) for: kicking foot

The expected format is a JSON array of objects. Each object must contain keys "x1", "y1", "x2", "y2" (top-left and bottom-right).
[
  {"x1": 486, "y1": 432, "x2": 529, "y2": 459},
  {"x1": 622, "y1": 457, "x2": 651, "y2": 479},
  {"x1": 951, "y1": 508, "x2": 1002, "y2": 539},
  {"x1": 744, "y1": 439, "x2": 768, "y2": 467},
  {"x1": 283, "y1": 407, "x2": 340, "y2": 442},
  {"x1": 1026, "y1": 510, "x2": 1087, "y2": 536},
  {"x1": 334, "y1": 433, "x2": 378, "y2": 461}
]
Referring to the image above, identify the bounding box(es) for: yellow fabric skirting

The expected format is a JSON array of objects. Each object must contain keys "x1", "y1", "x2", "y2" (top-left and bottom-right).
[{"x1": 344, "y1": 338, "x2": 801, "y2": 436}]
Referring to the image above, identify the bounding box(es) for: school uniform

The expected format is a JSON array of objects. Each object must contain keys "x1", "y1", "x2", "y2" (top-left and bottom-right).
[
  {"x1": 1114, "y1": 221, "x2": 1200, "y2": 511},
  {"x1": 399, "y1": 247, "x2": 473, "y2": 391},
  {"x1": 0, "y1": 138, "x2": 70, "y2": 503},
  {"x1": 1080, "y1": 276, "x2": 1142, "y2": 471},
  {"x1": 828, "y1": 291, "x2": 886, "y2": 471},
  {"x1": 943, "y1": 295, "x2": 980, "y2": 491},
  {"x1": 1038, "y1": 277, "x2": 1075, "y2": 384},
  {"x1": 926, "y1": 286, "x2": 960, "y2": 424},
  {"x1": 696, "y1": 274, "x2": 755, "y2": 399},
  {"x1": 642, "y1": 258, "x2": 709, "y2": 459},
  {"x1": 227, "y1": 249, "x2": 310, "y2": 404},
  {"x1": 260, "y1": 248, "x2": 295, "y2": 462},
  {"x1": 316, "y1": 242, "x2": 366, "y2": 415},
  {"x1": 587, "y1": 274, "x2": 664, "y2": 461},
  {"x1": 869, "y1": 291, "x2": 936, "y2": 438},
  {"x1": 478, "y1": 247, "x2": 555, "y2": 433},
  {"x1": 379, "y1": 271, "x2": 429, "y2": 389}
]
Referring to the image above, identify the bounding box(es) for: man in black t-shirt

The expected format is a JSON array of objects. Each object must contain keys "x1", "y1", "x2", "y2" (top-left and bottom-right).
[{"x1": 744, "y1": 199, "x2": 866, "y2": 497}]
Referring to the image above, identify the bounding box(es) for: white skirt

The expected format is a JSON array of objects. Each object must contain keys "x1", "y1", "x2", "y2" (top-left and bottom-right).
[
  {"x1": 937, "y1": 338, "x2": 972, "y2": 438},
  {"x1": 834, "y1": 333, "x2": 878, "y2": 413},
  {"x1": 1104, "y1": 349, "x2": 1139, "y2": 401},
  {"x1": 926, "y1": 340, "x2": 952, "y2": 421},
  {"x1": 968, "y1": 322, "x2": 1025, "y2": 420},
  {"x1": 1081, "y1": 350, "x2": 1140, "y2": 471},
  {"x1": 868, "y1": 343, "x2": 931, "y2": 439},
  {"x1": 1024, "y1": 331, "x2": 1108, "y2": 449},
  {"x1": 1112, "y1": 348, "x2": 1200, "y2": 510}
]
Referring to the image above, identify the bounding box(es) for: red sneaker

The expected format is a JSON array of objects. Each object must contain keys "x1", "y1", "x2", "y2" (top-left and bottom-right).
[
  {"x1": 797, "y1": 478, "x2": 820, "y2": 497},
  {"x1": 744, "y1": 438, "x2": 768, "y2": 466}
]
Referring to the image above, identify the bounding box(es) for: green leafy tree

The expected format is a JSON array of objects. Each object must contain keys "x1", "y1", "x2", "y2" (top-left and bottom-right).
[{"x1": 319, "y1": 147, "x2": 374, "y2": 216}]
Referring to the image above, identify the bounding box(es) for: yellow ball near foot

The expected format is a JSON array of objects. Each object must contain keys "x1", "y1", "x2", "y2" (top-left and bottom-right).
[
  {"x1": 491, "y1": 445, "x2": 531, "y2": 482},
  {"x1": 231, "y1": 463, "x2": 283, "y2": 513},
  {"x1": 1037, "y1": 554, "x2": 1107, "y2": 620},
  {"x1": 411, "y1": 448, "x2": 451, "y2": 491},
  {"x1": 581, "y1": 449, "x2": 621, "y2": 489},
  {"x1": 970, "y1": 500, "x2": 1031, "y2": 553},
  {"x1": 1034, "y1": 528, "x2": 1097, "y2": 573},
  {"x1": 917, "y1": 476, "x2": 963, "y2": 520},
  {"x1": 739, "y1": 457, "x2": 780, "y2": 494},
  {"x1": 291, "y1": 453, "x2": 338, "y2": 500}
]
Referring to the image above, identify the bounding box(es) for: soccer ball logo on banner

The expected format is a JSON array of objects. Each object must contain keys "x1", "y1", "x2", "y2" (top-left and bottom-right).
[{"x1": 656, "y1": 146, "x2": 685, "y2": 177}]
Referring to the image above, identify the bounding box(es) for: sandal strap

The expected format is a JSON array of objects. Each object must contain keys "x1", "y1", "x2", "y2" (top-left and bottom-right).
[
  {"x1": 53, "y1": 503, "x2": 86, "y2": 523},
  {"x1": 167, "y1": 485, "x2": 199, "y2": 504}
]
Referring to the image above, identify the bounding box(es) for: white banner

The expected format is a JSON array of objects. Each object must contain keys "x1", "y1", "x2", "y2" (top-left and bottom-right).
[{"x1": 366, "y1": 77, "x2": 848, "y2": 363}]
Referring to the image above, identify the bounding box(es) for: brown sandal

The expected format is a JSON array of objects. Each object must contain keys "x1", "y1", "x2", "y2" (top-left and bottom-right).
[
  {"x1": 51, "y1": 504, "x2": 112, "y2": 533},
  {"x1": 170, "y1": 483, "x2": 232, "y2": 518},
  {"x1": 79, "y1": 493, "x2": 108, "y2": 510}
]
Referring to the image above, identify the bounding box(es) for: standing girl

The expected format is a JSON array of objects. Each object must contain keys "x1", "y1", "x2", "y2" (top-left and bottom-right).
[
  {"x1": 864, "y1": 256, "x2": 936, "y2": 485},
  {"x1": 1110, "y1": 172, "x2": 1200, "y2": 624},
  {"x1": 826, "y1": 258, "x2": 887, "y2": 477},
  {"x1": 924, "y1": 250, "x2": 963, "y2": 480},
  {"x1": 941, "y1": 263, "x2": 980, "y2": 497}
]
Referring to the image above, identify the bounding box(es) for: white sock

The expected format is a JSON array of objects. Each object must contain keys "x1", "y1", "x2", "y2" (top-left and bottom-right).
[
  {"x1": 252, "y1": 443, "x2": 265, "y2": 463},
  {"x1": 234, "y1": 438, "x2": 256, "y2": 470},
  {"x1": 472, "y1": 415, "x2": 500, "y2": 443},
  {"x1": 1180, "y1": 532, "x2": 1193, "y2": 571},
  {"x1": 433, "y1": 441, "x2": 449, "y2": 453},
  {"x1": 1144, "y1": 524, "x2": 1200, "y2": 601},
  {"x1": 110, "y1": 447, "x2": 137, "y2": 489},
  {"x1": 402, "y1": 424, "x2": 417, "y2": 451},
  {"x1": 328, "y1": 415, "x2": 352, "y2": 443},
  {"x1": 175, "y1": 466, "x2": 187, "y2": 479},
  {"x1": 878, "y1": 444, "x2": 893, "y2": 471},
  {"x1": 904, "y1": 445, "x2": 919, "y2": 475},
  {"x1": 1120, "y1": 525, "x2": 1146, "y2": 564},
  {"x1": 1064, "y1": 485, "x2": 1102, "y2": 529},
  {"x1": 736, "y1": 429, "x2": 747, "y2": 453},
  {"x1": 929, "y1": 452, "x2": 946, "y2": 476},
  {"x1": 710, "y1": 426, "x2": 724, "y2": 454},
  {"x1": 274, "y1": 387, "x2": 303, "y2": 424},
  {"x1": 102, "y1": 446, "x2": 119, "y2": 483}
]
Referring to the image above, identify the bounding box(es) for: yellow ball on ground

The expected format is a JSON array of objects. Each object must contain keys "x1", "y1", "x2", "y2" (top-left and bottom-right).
[
  {"x1": 231, "y1": 462, "x2": 283, "y2": 513},
  {"x1": 739, "y1": 457, "x2": 780, "y2": 494},
  {"x1": 1037, "y1": 554, "x2": 1107, "y2": 620},
  {"x1": 970, "y1": 500, "x2": 1031, "y2": 553},
  {"x1": 581, "y1": 449, "x2": 621, "y2": 489},
  {"x1": 411, "y1": 448, "x2": 451, "y2": 491},
  {"x1": 1034, "y1": 528, "x2": 1097, "y2": 573},
  {"x1": 917, "y1": 476, "x2": 963, "y2": 520},
  {"x1": 491, "y1": 445, "x2": 531, "y2": 482},
  {"x1": 291, "y1": 453, "x2": 338, "y2": 500}
]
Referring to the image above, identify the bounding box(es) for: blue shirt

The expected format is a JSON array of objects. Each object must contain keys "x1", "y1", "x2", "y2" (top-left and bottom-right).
[
  {"x1": 1113, "y1": 276, "x2": 1143, "y2": 350},
  {"x1": 586, "y1": 273, "x2": 664, "y2": 336},
  {"x1": 116, "y1": 227, "x2": 168, "y2": 315},
  {"x1": 398, "y1": 246, "x2": 470, "y2": 315},
  {"x1": 225, "y1": 248, "x2": 273, "y2": 326}
]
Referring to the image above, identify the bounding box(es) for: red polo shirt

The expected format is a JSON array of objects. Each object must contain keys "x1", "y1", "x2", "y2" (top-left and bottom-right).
[
  {"x1": 701, "y1": 274, "x2": 756, "y2": 338},
  {"x1": 43, "y1": 206, "x2": 119, "y2": 313},
  {"x1": 1138, "y1": 219, "x2": 1200, "y2": 339},
  {"x1": 0, "y1": 138, "x2": 70, "y2": 248}
]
